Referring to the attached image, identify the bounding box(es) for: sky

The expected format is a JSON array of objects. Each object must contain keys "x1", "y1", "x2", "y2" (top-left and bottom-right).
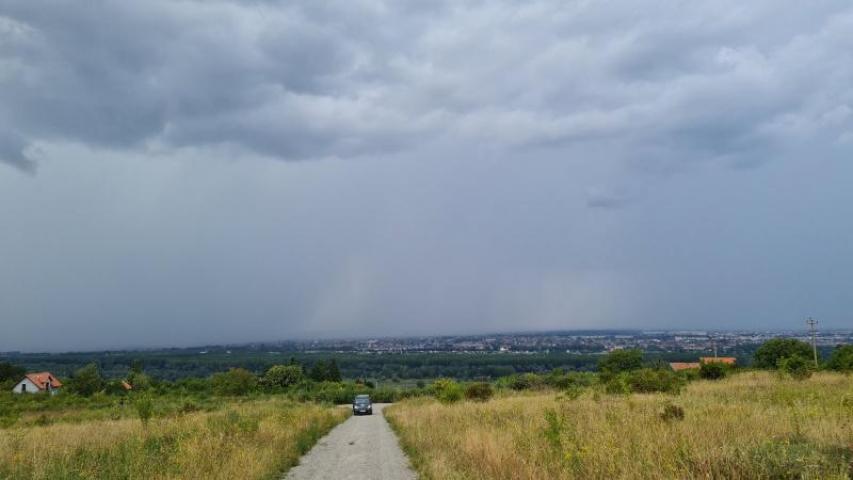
[{"x1": 1, "y1": 0, "x2": 852, "y2": 352}]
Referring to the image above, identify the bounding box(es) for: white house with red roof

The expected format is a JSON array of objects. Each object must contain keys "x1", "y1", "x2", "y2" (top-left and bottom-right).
[{"x1": 12, "y1": 372, "x2": 63, "y2": 395}]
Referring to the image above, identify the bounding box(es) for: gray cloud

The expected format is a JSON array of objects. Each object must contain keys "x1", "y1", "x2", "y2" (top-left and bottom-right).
[
  {"x1": 0, "y1": 130, "x2": 34, "y2": 173},
  {"x1": 1, "y1": 1, "x2": 853, "y2": 351},
  {"x1": 586, "y1": 186, "x2": 631, "y2": 209},
  {"x1": 1, "y1": 1, "x2": 852, "y2": 168}
]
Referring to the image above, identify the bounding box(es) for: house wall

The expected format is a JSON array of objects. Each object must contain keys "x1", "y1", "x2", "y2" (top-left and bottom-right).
[{"x1": 12, "y1": 378, "x2": 39, "y2": 394}]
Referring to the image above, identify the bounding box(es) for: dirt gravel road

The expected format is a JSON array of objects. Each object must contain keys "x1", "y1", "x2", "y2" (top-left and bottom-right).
[{"x1": 283, "y1": 403, "x2": 417, "y2": 480}]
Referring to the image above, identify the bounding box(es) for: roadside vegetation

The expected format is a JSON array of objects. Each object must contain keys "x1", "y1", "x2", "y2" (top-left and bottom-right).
[
  {"x1": 0, "y1": 339, "x2": 850, "y2": 478},
  {"x1": 0, "y1": 397, "x2": 347, "y2": 480},
  {"x1": 387, "y1": 372, "x2": 853, "y2": 479}
]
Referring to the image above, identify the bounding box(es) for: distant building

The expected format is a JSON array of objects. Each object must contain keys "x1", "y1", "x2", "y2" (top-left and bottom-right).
[
  {"x1": 669, "y1": 362, "x2": 700, "y2": 371},
  {"x1": 12, "y1": 372, "x2": 62, "y2": 395},
  {"x1": 700, "y1": 357, "x2": 737, "y2": 365}
]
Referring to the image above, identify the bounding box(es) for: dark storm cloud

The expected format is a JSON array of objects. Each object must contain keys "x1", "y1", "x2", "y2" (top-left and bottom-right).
[
  {"x1": 0, "y1": 130, "x2": 34, "y2": 173},
  {"x1": 1, "y1": 0, "x2": 852, "y2": 171},
  {"x1": 2, "y1": 1, "x2": 853, "y2": 351}
]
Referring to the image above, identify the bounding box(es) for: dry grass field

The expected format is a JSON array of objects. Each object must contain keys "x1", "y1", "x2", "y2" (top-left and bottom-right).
[
  {"x1": 0, "y1": 398, "x2": 348, "y2": 480},
  {"x1": 386, "y1": 372, "x2": 853, "y2": 480}
]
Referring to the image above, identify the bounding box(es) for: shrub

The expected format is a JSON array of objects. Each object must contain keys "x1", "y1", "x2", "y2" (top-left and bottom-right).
[
  {"x1": 503, "y1": 373, "x2": 545, "y2": 391},
  {"x1": 660, "y1": 403, "x2": 685, "y2": 422},
  {"x1": 624, "y1": 368, "x2": 683, "y2": 394},
  {"x1": 543, "y1": 409, "x2": 563, "y2": 449},
  {"x1": 126, "y1": 372, "x2": 152, "y2": 391},
  {"x1": 179, "y1": 399, "x2": 201, "y2": 414},
  {"x1": 134, "y1": 395, "x2": 154, "y2": 425},
  {"x1": 262, "y1": 365, "x2": 304, "y2": 389},
  {"x1": 546, "y1": 370, "x2": 596, "y2": 390},
  {"x1": 67, "y1": 363, "x2": 104, "y2": 396},
  {"x1": 753, "y1": 339, "x2": 813, "y2": 369},
  {"x1": 598, "y1": 349, "x2": 644, "y2": 381},
  {"x1": 778, "y1": 355, "x2": 813, "y2": 380},
  {"x1": 699, "y1": 361, "x2": 728, "y2": 380},
  {"x1": 560, "y1": 385, "x2": 584, "y2": 400},
  {"x1": 210, "y1": 368, "x2": 258, "y2": 396},
  {"x1": 604, "y1": 375, "x2": 631, "y2": 395},
  {"x1": 464, "y1": 383, "x2": 494, "y2": 402},
  {"x1": 826, "y1": 345, "x2": 853, "y2": 372},
  {"x1": 432, "y1": 378, "x2": 463, "y2": 404}
]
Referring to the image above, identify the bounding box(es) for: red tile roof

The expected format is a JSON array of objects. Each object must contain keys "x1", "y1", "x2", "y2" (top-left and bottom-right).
[
  {"x1": 700, "y1": 357, "x2": 736, "y2": 365},
  {"x1": 669, "y1": 362, "x2": 701, "y2": 371},
  {"x1": 24, "y1": 372, "x2": 62, "y2": 390}
]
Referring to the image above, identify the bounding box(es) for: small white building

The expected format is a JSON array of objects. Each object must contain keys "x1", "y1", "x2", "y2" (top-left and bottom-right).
[{"x1": 12, "y1": 372, "x2": 63, "y2": 395}]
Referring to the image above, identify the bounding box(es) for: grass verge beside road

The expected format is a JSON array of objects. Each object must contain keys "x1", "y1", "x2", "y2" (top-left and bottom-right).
[
  {"x1": 0, "y1": 398, "x2": 349, "y2": 480},
  {"x1": 386, "y1": 372, "x2": 853, "y2": 479}
]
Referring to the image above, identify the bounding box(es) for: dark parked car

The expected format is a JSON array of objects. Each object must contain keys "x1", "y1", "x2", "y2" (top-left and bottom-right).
[{"x1": 352, "y1": 394, "x2": 372, "y2": 415}]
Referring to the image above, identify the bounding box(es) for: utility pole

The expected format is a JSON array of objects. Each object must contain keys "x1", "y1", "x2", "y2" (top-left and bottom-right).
[{"x1": 806, "y1": 317, "x2": 819, "y2": 368}]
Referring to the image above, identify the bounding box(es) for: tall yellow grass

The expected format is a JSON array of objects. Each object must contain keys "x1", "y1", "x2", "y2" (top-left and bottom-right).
[
  {"x1": 0, "y1": 398, "x2": 348, "y2": 479},
  {"x1": 386, "y1": 372, "x2": 853, "y2": 479}
]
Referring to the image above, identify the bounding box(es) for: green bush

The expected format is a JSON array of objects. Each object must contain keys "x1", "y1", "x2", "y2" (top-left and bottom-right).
[
  {"x1": 699, "y1": 361, "x2": 728, "y2": 380},
  {"x1": 501, "y1": 373, "x2": 545, "y2": 391},
  {"x1": 432, "y1": 378, "x2": 463, "y2": 404},
  {"x1": 543, "y1": 408, "x2": 563, "y2": 449},
  {"x1": 826, "y1": 345, "x2": 853, "y2": 372},
  {"x1": 778, "y1": 355, "x2": 814, "y2": 380},
  {"x1": 262, "y1": 365, "x2": 304, "y2": 389},
  {"x1": 753, "y1": 339, "x2": 813, "y2": 369},
  {"x1": 67, "y1": 363, "x2": 104, "y2": 396},
  {"x1": 464, "y1": 383, "x2": 494, "y2": 402},
  {"x1": 134, "y1": 395, "x2": 154, "y2": 425},
  {"x1": 210, "y1": 368, "x2": 258, "y2": 396},
  {"x1": 604, "y1": 375, "x2": 631, "y2": 395},
  {"x1": 545, "y1": 370, "x2": 596, "y2": 390},
  {"x1": 598, "y1": 349, "x2": 644, "y2": 381},
  {"x1": 623, "y1": 368, "x2": 683, "y2": 394}
]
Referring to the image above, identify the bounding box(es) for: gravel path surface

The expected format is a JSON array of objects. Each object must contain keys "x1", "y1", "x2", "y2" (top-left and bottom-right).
[{"x1": 283, "y1": 403, "x2": 417, "y2": 480}]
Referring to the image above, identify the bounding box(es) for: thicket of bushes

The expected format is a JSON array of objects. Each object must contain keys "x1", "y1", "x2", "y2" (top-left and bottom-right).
[{"x1": 1, "y1": 341, "x2": 850, "y2": 422}]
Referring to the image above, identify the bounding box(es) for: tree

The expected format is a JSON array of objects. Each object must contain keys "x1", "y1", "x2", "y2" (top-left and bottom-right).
[
  {"x1": 130, "y1": 359, "x2": 144, "y2": 374},
  {"x1": 598, "y1": 349, "x2": 644, "y2": 381},
  {"x1": 126, "y1": 371, "x2": 152, "y2": 391},
  {"x1": 826, "y1": 345, "x2": 853, "y2": 372},
  {"x1": 0, "y1": 362, "x2": 25, "y2": 384},
  {"x1": 753, "y1": 339, "x2": 813, "y2": 369},
  {"x1": 309, "y1": 360, "x2": 342, "y2": 382},
  {"x1": 326, "y1": 359, "x2": 342, "y2": 382},
  {"x1": 210, "y1": 368, "x2": 258, "y2": 396},
  {"x1": 309, "y1": 361, "x2": 329, "y2": 382},
  {"x1": 69, "y1": 363, "x2": 104, "y2": 396},
  {"x1": 263, "y1": 365, "x2": 304, "y2": 388}
]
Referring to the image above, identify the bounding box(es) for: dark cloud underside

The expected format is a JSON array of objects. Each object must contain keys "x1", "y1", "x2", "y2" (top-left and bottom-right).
[{"x1": 0, "y1": 1, "x2": 852, "y2": 350}]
